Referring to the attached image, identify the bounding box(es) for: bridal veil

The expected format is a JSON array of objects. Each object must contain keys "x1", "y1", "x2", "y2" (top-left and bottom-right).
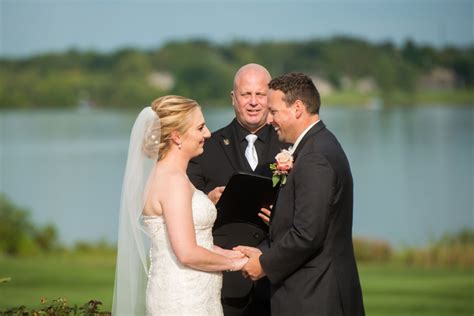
[{"x1": 112, "y1": 107, "x2": 160, "y2": 315}]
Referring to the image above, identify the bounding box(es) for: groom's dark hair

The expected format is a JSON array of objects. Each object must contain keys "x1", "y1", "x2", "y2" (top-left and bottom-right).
[{"x1": 268, "y1": 72, "x2": 321, "y2": 114}]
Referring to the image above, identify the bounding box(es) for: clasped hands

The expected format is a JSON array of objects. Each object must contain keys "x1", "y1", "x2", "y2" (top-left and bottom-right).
[
  {"x1": 213, "y1": 244, "x2": 263, "y2": 280},
  {"x1": 232, "y1": 245, "x2": 266, "y2": 281}
]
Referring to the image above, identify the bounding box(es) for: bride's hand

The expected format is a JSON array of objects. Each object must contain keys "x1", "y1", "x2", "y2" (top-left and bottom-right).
[
  {"x1": 230, "y1": 257, "x2": 249, "y2": 272},
  {"x1": 213, "y1": 245, "x2": 245, "y2": 258},
  {"x1": 225, "y1": 250, "x2": 246, "y2": 259}
]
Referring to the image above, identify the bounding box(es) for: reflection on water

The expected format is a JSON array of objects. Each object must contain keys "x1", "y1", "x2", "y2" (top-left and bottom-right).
[{"x1": 0, "y1": 106, "x2": 472, "y2": 247}]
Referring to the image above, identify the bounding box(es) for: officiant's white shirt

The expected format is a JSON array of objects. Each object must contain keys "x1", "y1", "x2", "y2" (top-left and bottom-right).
[{"x1": 288, "y1": 120, "x2": 320, "y2": 155}]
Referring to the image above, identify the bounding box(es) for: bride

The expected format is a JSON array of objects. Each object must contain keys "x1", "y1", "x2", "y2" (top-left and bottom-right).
[{"x1": 112, "y1": 95, "x2": 248, "y2": 315}]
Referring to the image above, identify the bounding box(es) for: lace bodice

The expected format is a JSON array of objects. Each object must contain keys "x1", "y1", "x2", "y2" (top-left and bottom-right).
[{"x1": 143, "y1": 190, "x2": 223, "y2": 316}]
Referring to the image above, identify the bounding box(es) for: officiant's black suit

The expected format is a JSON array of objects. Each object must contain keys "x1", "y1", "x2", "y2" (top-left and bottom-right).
[
  {"x1": 187, "y1": 119, "x2": 284, "y2": 316},
  {"x1": 260, "y1": 121, "x2": 365, "y2": 316}
]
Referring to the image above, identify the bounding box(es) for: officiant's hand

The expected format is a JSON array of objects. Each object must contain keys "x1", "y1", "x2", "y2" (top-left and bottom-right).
[
  {"x1": 208, "y1": 186, "x2": 225, "y2": 205},
  {"x1": 258, "y1": 205, "x2": 272, "y2": 225},
  {"x1": 233, "y1": 246, "x2": 265, "y2": 281}
]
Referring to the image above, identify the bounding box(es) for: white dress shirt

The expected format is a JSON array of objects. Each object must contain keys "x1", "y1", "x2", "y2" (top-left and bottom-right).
[{"x1": 288, "y1": 120, "x2": 320, "y2": 155}]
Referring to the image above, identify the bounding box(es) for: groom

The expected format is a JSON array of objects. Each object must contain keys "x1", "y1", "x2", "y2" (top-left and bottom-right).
[{"x1": 236, "y1": 72, "x2": 365, "y2": 315}]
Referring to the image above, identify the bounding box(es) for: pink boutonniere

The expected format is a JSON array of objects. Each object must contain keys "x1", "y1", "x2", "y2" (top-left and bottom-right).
[{"x1": 269, "y1": 149, "x2": 294, "y2": 187}]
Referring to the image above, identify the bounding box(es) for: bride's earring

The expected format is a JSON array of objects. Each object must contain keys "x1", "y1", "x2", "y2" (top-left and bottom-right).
[{"x1": 178, "y1": 142, "x2": 182, "y2": 150}]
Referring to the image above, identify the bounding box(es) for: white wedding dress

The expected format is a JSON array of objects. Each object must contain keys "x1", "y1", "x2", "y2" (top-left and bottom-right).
[{"x1": 143, "y1": 189, "x2": 223, "y2": 316}]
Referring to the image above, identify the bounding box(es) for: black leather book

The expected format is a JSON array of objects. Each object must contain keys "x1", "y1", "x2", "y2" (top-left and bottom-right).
[{"x1": 214, "y1": 172, "x2": 278, "y2": 232}]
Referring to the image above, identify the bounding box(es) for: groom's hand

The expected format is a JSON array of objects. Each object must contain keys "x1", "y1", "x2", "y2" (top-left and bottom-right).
[{"x1": 234, "y1": 246, "x2": 265, "y2": 281}]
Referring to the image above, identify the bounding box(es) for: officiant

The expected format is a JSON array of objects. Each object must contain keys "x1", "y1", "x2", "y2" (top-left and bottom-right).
[{"x1": 187, "y1": 63, "x2": 285, "y2": 316}]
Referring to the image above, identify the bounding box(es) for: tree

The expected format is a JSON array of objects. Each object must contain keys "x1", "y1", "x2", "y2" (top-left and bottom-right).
[
  {"x1": 0, "y1": 194, "x2": 60, "y2": 255},
  {"x1": 0, "y1": 194, "x2": 35, "y2": 255}
]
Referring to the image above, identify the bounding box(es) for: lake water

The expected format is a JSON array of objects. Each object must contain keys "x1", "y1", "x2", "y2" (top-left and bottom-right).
[{"x1": 0, "y1": 106, "x2": 472, "y2": 248}]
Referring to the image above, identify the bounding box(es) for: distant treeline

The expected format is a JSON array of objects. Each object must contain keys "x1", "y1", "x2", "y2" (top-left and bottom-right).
[{"x1": 0, "y1": 36, "x2": 473, "y2": 109}]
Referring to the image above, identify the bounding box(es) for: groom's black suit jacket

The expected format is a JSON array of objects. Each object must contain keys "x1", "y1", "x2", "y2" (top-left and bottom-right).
[
  {"x1": 260, "y1": 121, "x2": 365, "y2": 316},
  {"x1": 187, "y1": 119, "x2": 284, "y2": 300}
]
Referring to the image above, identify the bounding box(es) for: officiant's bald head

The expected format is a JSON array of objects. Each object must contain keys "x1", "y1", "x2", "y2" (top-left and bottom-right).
[
  {"x1": 231, "y1": 63, "x2": 272, "y2": 133},
  {"x1": 233, "y1": 64, "x2": 271, "y2": 90}
]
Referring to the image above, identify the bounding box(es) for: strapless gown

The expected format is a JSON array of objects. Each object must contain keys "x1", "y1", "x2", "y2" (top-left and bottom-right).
[{"x1": 143, "y1": 190, "x2": 223, "y2": 316}]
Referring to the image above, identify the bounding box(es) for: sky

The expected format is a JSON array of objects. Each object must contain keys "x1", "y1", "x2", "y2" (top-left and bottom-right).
[{"x1": 1, "y1": 0, "x2": 473, "y2": 58}]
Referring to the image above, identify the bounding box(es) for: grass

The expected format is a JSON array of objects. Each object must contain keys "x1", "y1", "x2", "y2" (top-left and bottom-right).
[
  {"x1": 414, "y1": 89, "x2": 474, "y2": 106},
  {"x1": 0, "y1": 255, "x2": 473, "y2": 315},
  {"x1": 359, "y1": 263, "x2": 473, "y2": 315},
  {"x1": 324, "y1": 90, "x2": 375, "y2": 107},
  {"x1": 323, "y1": 89, "x2": 474, "y2": 107},
  {"x1": 0, "y1": 253, "x2": 116, "y2": 311}
]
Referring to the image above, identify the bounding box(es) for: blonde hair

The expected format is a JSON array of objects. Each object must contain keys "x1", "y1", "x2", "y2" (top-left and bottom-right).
[{"x1": 144, "y1": 95, "x2": 199, "y2": 160}]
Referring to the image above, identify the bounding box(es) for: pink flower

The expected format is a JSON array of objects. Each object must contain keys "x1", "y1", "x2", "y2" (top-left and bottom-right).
[
  {"x1": 275, "y1": 149, "x2": 293, "y2": 174},
  {"x1": 270, "y1": 149, "x2": 294, "y2": 187}
]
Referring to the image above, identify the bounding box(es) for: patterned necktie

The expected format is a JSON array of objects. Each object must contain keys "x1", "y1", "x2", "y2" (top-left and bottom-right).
[{"x1": 245, "y1": 134, "x2": 258, "y2": 171}]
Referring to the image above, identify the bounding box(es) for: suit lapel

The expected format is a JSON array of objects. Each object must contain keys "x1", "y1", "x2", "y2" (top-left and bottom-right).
[
  {"x1": 269, "y1": 121, "x2": 326, "y2": 231},
  {"x1": 218, "y1": 121, "x2": 246, "y2": 171},
  {"x1": 292, "y1": 120, "x2": 326, "y2": 161}
]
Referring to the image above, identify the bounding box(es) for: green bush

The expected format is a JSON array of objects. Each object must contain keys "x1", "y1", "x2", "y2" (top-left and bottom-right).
[
  {"x1": 0, "y1": 194, "x2": 60, "y2": 256},
  {"x1": 399, "y1": 229, "x2": 474, "y2": 268},
  {"x1": 354, "y1": 229, "x2": 474, "y2": 268},
  {"x1": 353, "y1": 237, "x2": 393, "y2": 262}
]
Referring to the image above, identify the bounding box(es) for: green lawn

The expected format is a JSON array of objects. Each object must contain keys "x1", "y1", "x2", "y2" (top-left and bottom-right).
[
  {"x1": 323, "y1": 89, "x2": 474, "y2": 107},
  {"x1": 0, "y1": 254, "x2": 116, "y2": 311},
  {"x1": 359, "y1": 264, "x2": 473, "y2": 315},
  {"x1": 0, "y1": 255, "x2": 473, "y2": 315}
]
